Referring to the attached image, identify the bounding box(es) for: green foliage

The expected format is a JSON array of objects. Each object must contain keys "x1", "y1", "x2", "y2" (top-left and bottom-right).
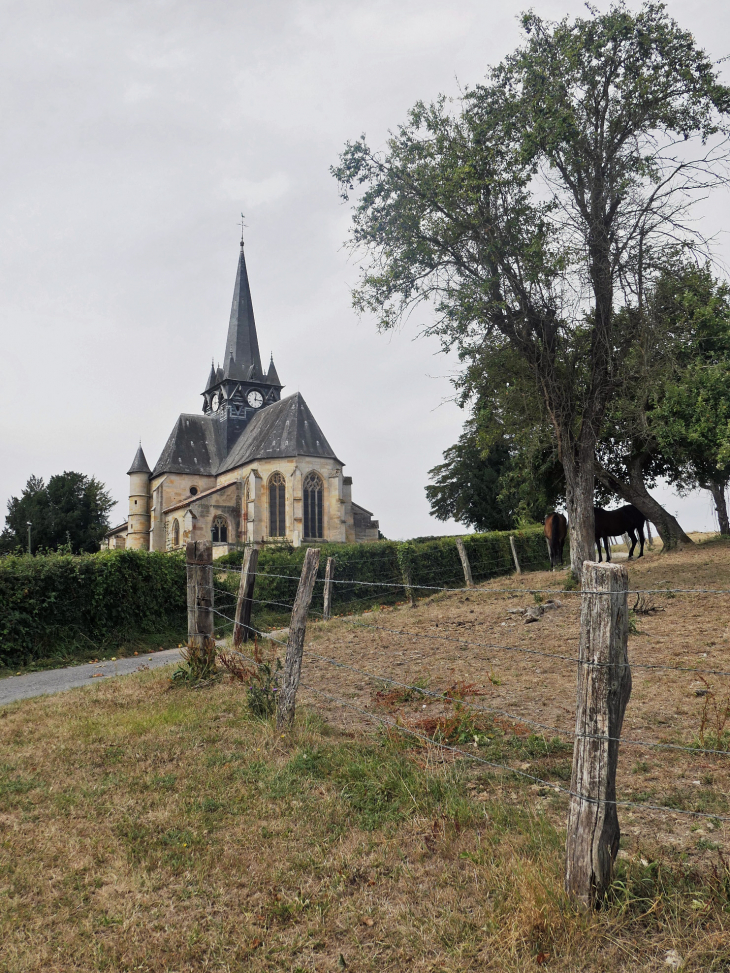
[
  {"x1": 650, "y1": 266, "x2": 730, "y2": 485},
  {"x1": 0, "y1": 472, "x2": 116, "y2": 554},
  {"x1": 246, "y1": 656, "x2": 283, "y2": 718},
  {"x1": 0, "y1": 526, "x2": 556, "y2": 671},
  {"x1": 0, "y1": 549, "x2": 186, "y2": 667},
  {"x1": 216, "y1": 525, "x2": 556, "y2": 627},
  {"x1": 426, "y1": 415, "x2": 564, "y2": 532},
  {"x1": 173, "y1": 637, "x2": 218, "y2": 685},
  {"x1": 333, "y1": 2, "x2": 730, "y2": 563}
]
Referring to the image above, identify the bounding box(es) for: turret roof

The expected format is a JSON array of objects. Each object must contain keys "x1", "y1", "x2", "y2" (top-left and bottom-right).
[
  {"x1": 266, "y1": 355, "x2": 281, "y2": 386},
  {"x1": 127, "y1": 444, "x2": 151, "y2": 475}
]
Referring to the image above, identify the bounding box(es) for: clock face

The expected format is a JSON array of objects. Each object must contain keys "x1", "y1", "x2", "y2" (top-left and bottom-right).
[
  {"x1": 247, "y1": 389, "x2": 264, "y2": 409},
  {"x1": 211, "y1": 393, "x2": 220, "y2": 411}
]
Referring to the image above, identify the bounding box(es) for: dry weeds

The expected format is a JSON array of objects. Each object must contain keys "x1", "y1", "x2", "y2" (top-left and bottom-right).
[{"x1": 1, "y1": 537, "x2": 730, "y2": 971}]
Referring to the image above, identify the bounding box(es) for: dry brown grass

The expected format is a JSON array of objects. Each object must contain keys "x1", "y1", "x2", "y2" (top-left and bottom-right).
[{"x1": 2, "y1": 537, "x2": 730, "y2": 971}]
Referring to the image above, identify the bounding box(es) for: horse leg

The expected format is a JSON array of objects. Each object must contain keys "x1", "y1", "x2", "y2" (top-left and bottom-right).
[
  {"x1": 596, "y1": 536, "x2": 603, "y2": 563},
  {"x1": 637, "y1": 524, "x2": 645, "y2": 558},
  {"x1": 605, "y1": 537, "x2": 612, "y2": 562},
  {"x1": 627, "y1": 529, "x2": 637, "y2": 559},
  {"x1": 558, "y1": 539, "x2": 564, "y2": 566}
]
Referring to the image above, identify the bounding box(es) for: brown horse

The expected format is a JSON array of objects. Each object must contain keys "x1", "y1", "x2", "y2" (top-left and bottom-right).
[
  {"x1": 544, "y1": 512, "x2": 568, "y2": 569},
  {"x1": 594, "y1": 505, "x2": 646, "y2": 562}
]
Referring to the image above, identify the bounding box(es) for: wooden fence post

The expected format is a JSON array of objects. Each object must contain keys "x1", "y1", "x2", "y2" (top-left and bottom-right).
[
  {"x1": 234, "y1": 545, "x2": 259, "y2": 646},
  {"x1": 276, "y1": 548, "x2": 321, "y2": 730},
  {"x1": 186, "y1": 540, "x2": 216, "y2": 673},
  {"x1": 323, "y1": 557, "x2": 335, "y2": 621},
  {"x1": 565, "y1": 560, "x2": 632, "y2": 910},
  {"x1": 509, "y1": 535, "x2": 522, "y2": 575},
  {"x1": 455, "y1": 538, "x2": 473, "y2": 588}
]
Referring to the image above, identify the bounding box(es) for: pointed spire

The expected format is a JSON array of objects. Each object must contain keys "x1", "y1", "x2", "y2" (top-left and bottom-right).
[
  {"x1": 216, "y1": 362, "x2": 224, "y2": 383},
  {"x1": 266, "y1": 353, "x2": 281, "y2": 386},
  {"x1": 205, "y1": 359, "x2": 217, "y2": 391},
  {"x1": 224, "y1": 351, "x2": 236, "y2": 379},
  {"x1": 127, "y1": 443, "x2": 151, "y2": 475},
  {"x1": 222, "y1": 240, "x2": 263, "y2": 381}
]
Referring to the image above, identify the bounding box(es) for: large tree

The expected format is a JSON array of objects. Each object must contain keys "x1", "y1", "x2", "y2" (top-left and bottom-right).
[
  {"x1": 0, "y1": 472, "x2": 116, "y2": 554},
  {"x1": 649, "y1": 266, "x2": 730, "y2": 533},
  {"x1": 426, "y1": 421, "x2": 563, "y2": 532},
  {"x1": 333, "y1": 3, "x2": 730, "y2": 576}
]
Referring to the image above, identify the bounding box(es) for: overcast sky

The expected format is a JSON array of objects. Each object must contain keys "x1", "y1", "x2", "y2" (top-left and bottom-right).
[{"x1": 1, "y1": 0, "x2": 729, "y2": 541}]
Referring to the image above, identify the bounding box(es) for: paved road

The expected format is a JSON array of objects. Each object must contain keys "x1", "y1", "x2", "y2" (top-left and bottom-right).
[{"x1": 0, "y1": 648, "x2": 183, "y2": 707}]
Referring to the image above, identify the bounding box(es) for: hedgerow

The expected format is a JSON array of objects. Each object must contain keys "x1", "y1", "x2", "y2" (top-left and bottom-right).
[
  {"x1": 215, "y1": 525, "x2": 560, "y2": 628},
  {"x1": 0, "y1": 526, "x2": 561, "y2": 668},
  {"x1": 0, "y1": 549, "x2": 187, "y2": 667}
]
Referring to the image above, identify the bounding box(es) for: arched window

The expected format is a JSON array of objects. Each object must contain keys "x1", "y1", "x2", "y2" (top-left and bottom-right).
[
  {"x1": 303, "y1": 471, "x2": 324, "y2": 539},
  {"x1": 172, "y1": 519, "x2": 180, "y2": 548},
  {"x1": 211, "y1": 516, "x2": 228, "y2": 543},
  {"x1": 269, "y1": 472, "x2": 286, "y2": 537}
]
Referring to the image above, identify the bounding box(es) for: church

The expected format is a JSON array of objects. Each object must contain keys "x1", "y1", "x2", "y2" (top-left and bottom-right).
[{"x1": 104, "y1": 237, "x2": 379, "y2": 554}]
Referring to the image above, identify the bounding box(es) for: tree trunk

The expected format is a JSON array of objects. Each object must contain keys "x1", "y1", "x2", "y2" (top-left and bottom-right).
[
  {"x1": 564, "y1": 450, "x2": 596, "y2": 580},
  {"x1": 707, "y1": 480, "x2": 730, "y2": 536},
  {"x1": 594, "y1": 459, "x2": 693, "y2": 550}
]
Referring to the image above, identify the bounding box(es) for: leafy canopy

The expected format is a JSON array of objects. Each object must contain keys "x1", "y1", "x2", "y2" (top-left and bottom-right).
[{"x1": 1, "y1": 472, "x2": 116, "y2": 555}]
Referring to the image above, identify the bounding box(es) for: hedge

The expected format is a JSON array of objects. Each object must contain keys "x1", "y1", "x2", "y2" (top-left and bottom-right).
[
  {"x1": 0, "y1": 549, "x2": 187, "y2": 667},
  {"x1": 215, "y1": 525, "x2": 561, "y2": 625},
  {"x1": 0, "y1": 526, "x2": 563, "y2": 668}
]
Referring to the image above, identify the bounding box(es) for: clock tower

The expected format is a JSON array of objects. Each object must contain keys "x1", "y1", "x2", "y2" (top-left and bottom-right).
[{"x1": 202, "y1": 239, "x2": 283, "y2": 453}]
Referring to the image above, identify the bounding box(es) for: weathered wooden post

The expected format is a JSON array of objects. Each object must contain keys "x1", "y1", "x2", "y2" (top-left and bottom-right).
[
  {"x1": 233, "y1": 545, "x2": 259, "y2": 646},
  {"x1": 455, "y1": 538, "x2": 473, "y2": 588},
  {"x1": 277, "y1": 548, "x2": 321, "y2": 730},
  {"x1": 565, "y1": 560, "x2": 632, "y2": 910},
  {"x1": 186, "y1": 540, "x2": 216, "y2": 675},
  {"x1": 322, "y1": 556, "x2": 335, "y2": 621},
  {"x1": 509, "y1": 535, "x2": 522, "y2": 575}
]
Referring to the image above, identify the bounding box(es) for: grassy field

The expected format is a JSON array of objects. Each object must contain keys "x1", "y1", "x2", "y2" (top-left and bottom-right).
[{"x1": 2, "y1": 539, "x2": 730, "y2": 971}]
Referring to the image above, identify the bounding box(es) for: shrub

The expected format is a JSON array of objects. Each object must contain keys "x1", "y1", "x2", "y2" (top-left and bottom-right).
[{"x1": 0, "y1": 549, "x2": 187, "y2": 667}]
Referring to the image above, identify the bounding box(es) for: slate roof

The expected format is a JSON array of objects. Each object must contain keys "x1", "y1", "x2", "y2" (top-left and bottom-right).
[
  {"x1": 222, "y1": 243, "x2": 263, "y2": 382},
  {"x1": 127, "y1": 444, "x2": 151, "y2": 475},
  {"x1": 105, "y1": 521, "x2": 129, "y2": 537},
  {"x1": 162, "y1": 481, "x2": 238, "y2": 514},
  {"x1": 150, "y1": 414, "x2": 225, "y2": 478},
  {"x1": 266, "y1": 355, "x2": 281, "y2": 386},
  {"x1": 218, "y1": 392, "x2": 342, "y2": 473},
  {"x1": 151, "y1": 393, "x2": 341, "y2": 478}
]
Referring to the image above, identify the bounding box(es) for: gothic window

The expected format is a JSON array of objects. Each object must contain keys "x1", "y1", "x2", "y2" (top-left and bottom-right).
[
  {"x1": 269, "y1": 472, "x2": 286, "y2": 537},
  {"x1": 172, "y1": 519, "x2": 180, "y2": 547},
  {"x1": 211, "y1": 516, "x2": 228, "y2": 544},
  {"x1": 303, "y1": 471, "x2": 324, "y2": 539}
]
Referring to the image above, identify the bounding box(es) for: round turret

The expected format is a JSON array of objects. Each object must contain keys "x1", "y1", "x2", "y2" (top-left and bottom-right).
[{"x1": 127, "y1": 444, "x2": 151, "y2": 551}]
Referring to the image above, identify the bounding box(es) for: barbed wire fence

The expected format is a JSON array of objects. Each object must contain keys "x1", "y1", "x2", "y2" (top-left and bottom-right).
[{"x1": 185, "y1": 541, "x2": 730, "y2": 910}]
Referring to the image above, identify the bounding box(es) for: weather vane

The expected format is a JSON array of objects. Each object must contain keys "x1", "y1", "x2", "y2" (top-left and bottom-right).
[{"x1": 239, "y1": 212, "x2": 248, "y2": 245}]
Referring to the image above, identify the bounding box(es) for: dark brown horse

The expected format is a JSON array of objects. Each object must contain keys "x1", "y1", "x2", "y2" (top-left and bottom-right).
[
  {"x1": 594, "y1": 505, "x2": 646, "y2": 562},
  {"x1": 544, "y1": 512, "x2": 568, "y2": 569}
]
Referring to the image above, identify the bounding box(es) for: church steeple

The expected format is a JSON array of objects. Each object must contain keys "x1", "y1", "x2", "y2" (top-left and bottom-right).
[
  {"x1": 222, "y1": 239, "x2": 262, "y2": 381},
  {"x1": 201, "y1": 236, "x2": 283, "y2": 453}
]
